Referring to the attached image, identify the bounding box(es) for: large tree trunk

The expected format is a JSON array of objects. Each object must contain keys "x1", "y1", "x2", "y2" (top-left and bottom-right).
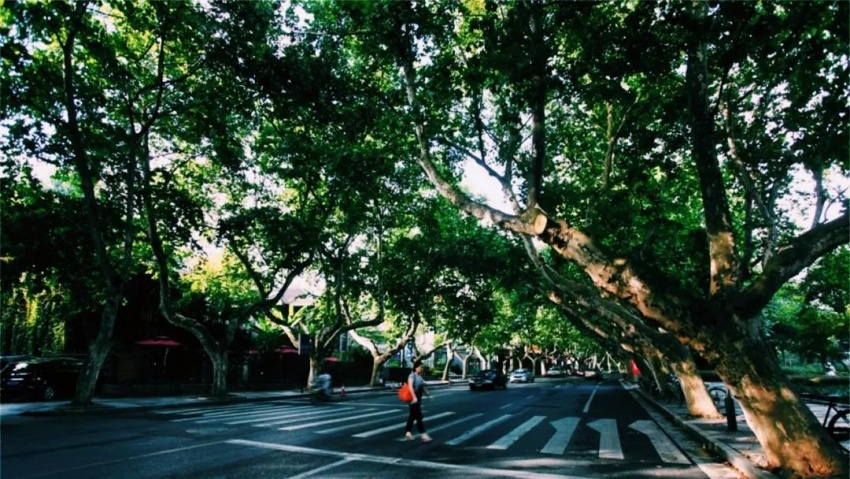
[
  {"x1": 207, "y1": 350, "x2": 229, "y2": 398},
  {"x1": 716, "y1": 333, "x2": 847, "y2": 477},
  {"x1": 644, "y1": 331, "x2": 721, "y2": 418},
  {"x1": 441, "y1": 344, "x2": 454, "y2": 381},
  {"x1": 669, "y1": 355, "x2": 721, "y2": 419},
  {"x1": 307, "y1": 355, "x2": 321, "y2": 389},
  {"x1": 72, "y1": 295, "x2": 120, "y2": 406}
]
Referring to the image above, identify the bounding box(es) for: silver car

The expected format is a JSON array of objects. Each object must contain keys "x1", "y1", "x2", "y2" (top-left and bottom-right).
[{"x1": 509, "y1": 368, "x2": 534, "y2": 383}]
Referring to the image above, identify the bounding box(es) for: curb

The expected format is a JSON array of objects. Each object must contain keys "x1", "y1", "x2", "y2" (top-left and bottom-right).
[
  {"x1": 19, "y1": 382, "x2": 458, "y2": 417},
  {"x1": 673, "y1": 417, "x2": 778, "y2": 479},
  {"x1": 630, "y1": 386, "x2": 778, "y2": 479}
]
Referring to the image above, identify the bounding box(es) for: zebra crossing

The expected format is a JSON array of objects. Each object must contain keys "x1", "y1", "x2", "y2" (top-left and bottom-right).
[{"x1": 158, "y1": 401, "x2": 690, "y2": 464}]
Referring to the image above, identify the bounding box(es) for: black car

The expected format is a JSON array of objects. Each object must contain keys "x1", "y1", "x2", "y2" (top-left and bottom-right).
[
  {"x1": 469, "y1": 369, "x2": 508, "y2": 391},
  {"x1": 1, "y1": 357, "x2": 84, "y2": 401}
]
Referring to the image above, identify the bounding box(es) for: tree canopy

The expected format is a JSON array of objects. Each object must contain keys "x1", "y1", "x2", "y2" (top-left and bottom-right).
[{"x1": 1, "y1": 1, "x2": 847, "y2": 477}]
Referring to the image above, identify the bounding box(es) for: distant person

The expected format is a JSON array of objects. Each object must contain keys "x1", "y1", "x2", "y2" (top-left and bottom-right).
[
  {"x1": 314, "y1": 371, "x2": 333, "y2": 401},
  {"x1": 825, "y1": 362, "x2": 837, "y2": 377},
  {"x1": 404, "y1": 360, "x2": 432, "y2": 442}
]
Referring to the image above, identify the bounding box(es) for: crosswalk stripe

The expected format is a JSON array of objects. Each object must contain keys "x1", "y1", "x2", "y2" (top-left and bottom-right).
[
  {"x1": 280, "y1": 410, "x2": 387, "y2": 431},
  {"x1": 316, "y1": 416, "x2": 396, "y2": 435},
  {"x1": 588, "y1": 418, "x2": 623, "y2": 460},
  {"x1": 252, "y1": 407, "x2": 357, "y2": 427},
  {"x1": 160, "y1": 402, "x2": 280, "y2": 415},
  {"x1": 167, "y1": 401, "x2": 682, "y2": 465},
  {"x1": 224, "y1": 406, "x2": 318, "y2": 425},
  {"x1": 170, "y1": 404, "x2": 291, "y2": 421},
  {"x1": 487, "y1": 415, "x2": 545, "y2": 450},
  {"x1": 445, "y1": 414, "x2": 512, "y2": 446},
  {"x1": 352, "y1": 412, "x2": 455, "y2": 438},
  {"x1": 396, "y1": 413, "x2": 484, "y2": 441},
  {"x1": 192, "y1": 406, "x2": 314, "y2": 424},
  {"x1": 540, "y1": 417, "x2": 579, "y2": 455}
]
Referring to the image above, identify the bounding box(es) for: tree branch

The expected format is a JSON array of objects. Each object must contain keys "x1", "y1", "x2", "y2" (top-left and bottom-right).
[{"x1": 735, "y1": 211, "x2": 850, "y2": 318}]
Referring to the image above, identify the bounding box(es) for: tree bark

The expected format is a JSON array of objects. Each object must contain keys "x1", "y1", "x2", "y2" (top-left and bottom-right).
[
  {"x1": 207, "y1": 349, "x2": 229, "y2": 398},
  {"x1": 713, "y1": 328, "x2": 847, "y2": 477},
  {"x1": 668, "y1": 349, "x2": 721, "y2": 419},
  {"x1": 58, "y1": 2, "x2": 130, "y2": 406}
]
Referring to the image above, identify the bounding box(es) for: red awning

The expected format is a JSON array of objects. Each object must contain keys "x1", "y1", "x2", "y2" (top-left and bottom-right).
[
  {"x1": 136, "y1": 337, "x2": 181, "y2": 347},
  {"x1": 276, "y1": 346, "x2": 298, "y2": 354}
]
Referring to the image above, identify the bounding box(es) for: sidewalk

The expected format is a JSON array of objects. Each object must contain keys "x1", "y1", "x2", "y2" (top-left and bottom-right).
[
  {"x1": 625, "y1": 382, "x2": 779, "y2": 479},
  {"x1": 3, "y1": 380, "x2": 780, "y2": 479}
]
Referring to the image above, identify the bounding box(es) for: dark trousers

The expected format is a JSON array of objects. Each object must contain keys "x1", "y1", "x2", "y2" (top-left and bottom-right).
[{"x1": 405, "y1": 401, "x2": 426, "y2": 433}]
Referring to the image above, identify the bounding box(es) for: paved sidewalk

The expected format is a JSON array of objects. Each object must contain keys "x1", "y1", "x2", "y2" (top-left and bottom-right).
[
  {"x1": 2, "y1": 380, "x2": 786, "y2": 479},
  {"x1": 625, "y1": 382, "x2": 779, "y2": 479}
]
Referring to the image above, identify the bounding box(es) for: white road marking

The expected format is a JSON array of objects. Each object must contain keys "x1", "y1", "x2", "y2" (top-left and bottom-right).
[
  {"x1": 394, "y1": 413, "x2": 483, "y2": 440},
  {"x1": 317, "y1": 415, "x2": 399, "y2": 435},
  {"x1": 280, "y1": 410, "x2": 387, "y2": 431},
  {"x1": 229, "y1": 439, "x2": 597, "y2": 479},
  {"x1": 353, "y1": 411, "x2": 455, "y2": 438},
  {"x1": 252, "y1": 407, "x2": 357, "y2": 427},
  {"x1": 587, "y1": 418, "x2": 623, "y2": 460},
  {"x1": 171, "y1": 404, "x2": 292, "y2": 421},
  {"x1": 487, "y1": 415, "x2": 545, "y2": 450},
  {"x1": 162, "y1": 403, "x2": 278, "y2": 415},
  {"x1": 285, "y1": 458, "x2": 352, "y2": 479},
  {"x1": 445, "y1": 414, "x2": 512, "y2": 445},
  {"x1": 628, "y1": 420, "x2": 690, "y2": 464},
  {"x1": 582, "y1": 386, "x2": 599, "y2": 413},
  {"x1": 224, "y1": 406, "x2": 317, "y2": 425},
  {"x1": 540, "y1": 417, "x2": 579, "y2": 455}
]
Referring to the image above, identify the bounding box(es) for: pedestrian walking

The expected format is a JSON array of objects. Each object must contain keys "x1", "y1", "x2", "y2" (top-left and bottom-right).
[{"x1": 404, "y1": 360, "x2": 432, "y2": 442}]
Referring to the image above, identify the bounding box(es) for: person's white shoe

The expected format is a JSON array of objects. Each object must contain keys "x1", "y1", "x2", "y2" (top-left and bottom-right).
[
  {"x1": 420, "y1": 433, "x2": 432, "y2": 442},
  {"x1": 404, "y1": 432, "x2": 414, "y2": 441}
]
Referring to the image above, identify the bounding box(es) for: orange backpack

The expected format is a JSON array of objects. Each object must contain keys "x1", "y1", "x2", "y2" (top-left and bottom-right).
[{"x1": 398, "y1": 382, "x2": 414, "y2": 402}]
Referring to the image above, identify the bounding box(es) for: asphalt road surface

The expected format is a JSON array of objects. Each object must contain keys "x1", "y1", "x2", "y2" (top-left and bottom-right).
[{"x1": 1, "y1": 378, "x2": 744, "y2": 479}]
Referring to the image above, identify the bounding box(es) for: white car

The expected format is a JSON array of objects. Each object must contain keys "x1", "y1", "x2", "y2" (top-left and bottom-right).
[
  {"x1": 509, "y1": 368, "x2": 534, "y2": 383},
  {"x1": 546, "y1": 366, "x2": 566, "y2": 377}
]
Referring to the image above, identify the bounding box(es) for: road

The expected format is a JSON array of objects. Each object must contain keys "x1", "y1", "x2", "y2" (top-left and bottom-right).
[{"x1": 1, "y1": 378, "x2": 743, "y2": 478}]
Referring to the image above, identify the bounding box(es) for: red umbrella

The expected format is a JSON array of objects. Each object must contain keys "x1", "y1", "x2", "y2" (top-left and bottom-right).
[
  {"x1": 136, "y1": 337, "x2": 181, "y2": 366},
  {"x1": 136, "y1": 337, "x2": 181, "y2": 347},
  {"x1": 276, "y1": 346, "x2": 298, "y2": 354},
  {"x1": 324, "y1": 356, "x2": 339, "y2": 363}
]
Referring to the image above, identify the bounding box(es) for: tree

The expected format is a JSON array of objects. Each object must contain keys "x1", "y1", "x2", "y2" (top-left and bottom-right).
[
  {"x1": 305, "y1": 2, "x2": 849, "y2": 475},
  {"x1": 0, "y1": 168, "x2": 101, "y2": 356},
  {"x1": 1, "y1": 0, "x2": 200, "y2": 405}
]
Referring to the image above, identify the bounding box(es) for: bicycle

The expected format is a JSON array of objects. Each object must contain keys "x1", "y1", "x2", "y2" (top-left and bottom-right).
[
  {"x1": 707, "y1": 385, "x2": 728, "y2": 411},
  {"x1": 639, "y1": 374, "x2": 683, "y2": 405},
  {"x1": 802, "y1": 392, "x2": 849, "y2": 453},
  {"x1": 638, "y1": 375, "x2": 662, "y2": 399},
  {"x1": 663, "y1": 374, "x2": 684, "y2": 405}
]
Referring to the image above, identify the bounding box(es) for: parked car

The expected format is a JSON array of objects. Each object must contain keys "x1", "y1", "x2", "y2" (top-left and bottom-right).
[
  {"x1": 0, "y1": 357, "x2": 84, "y2": 401},
  {"x1": 546, "y1": 366, "x2": 566, "y2": 377},
  {"x1": 469, "y1": 369, "x2": 508, "y2": 390},
  {"x1": 509, "y1": 368, "x2": 534, "y2": 383},
  {"x1": 0, "y1": 355, "x2": 35, "y2": 372}
]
